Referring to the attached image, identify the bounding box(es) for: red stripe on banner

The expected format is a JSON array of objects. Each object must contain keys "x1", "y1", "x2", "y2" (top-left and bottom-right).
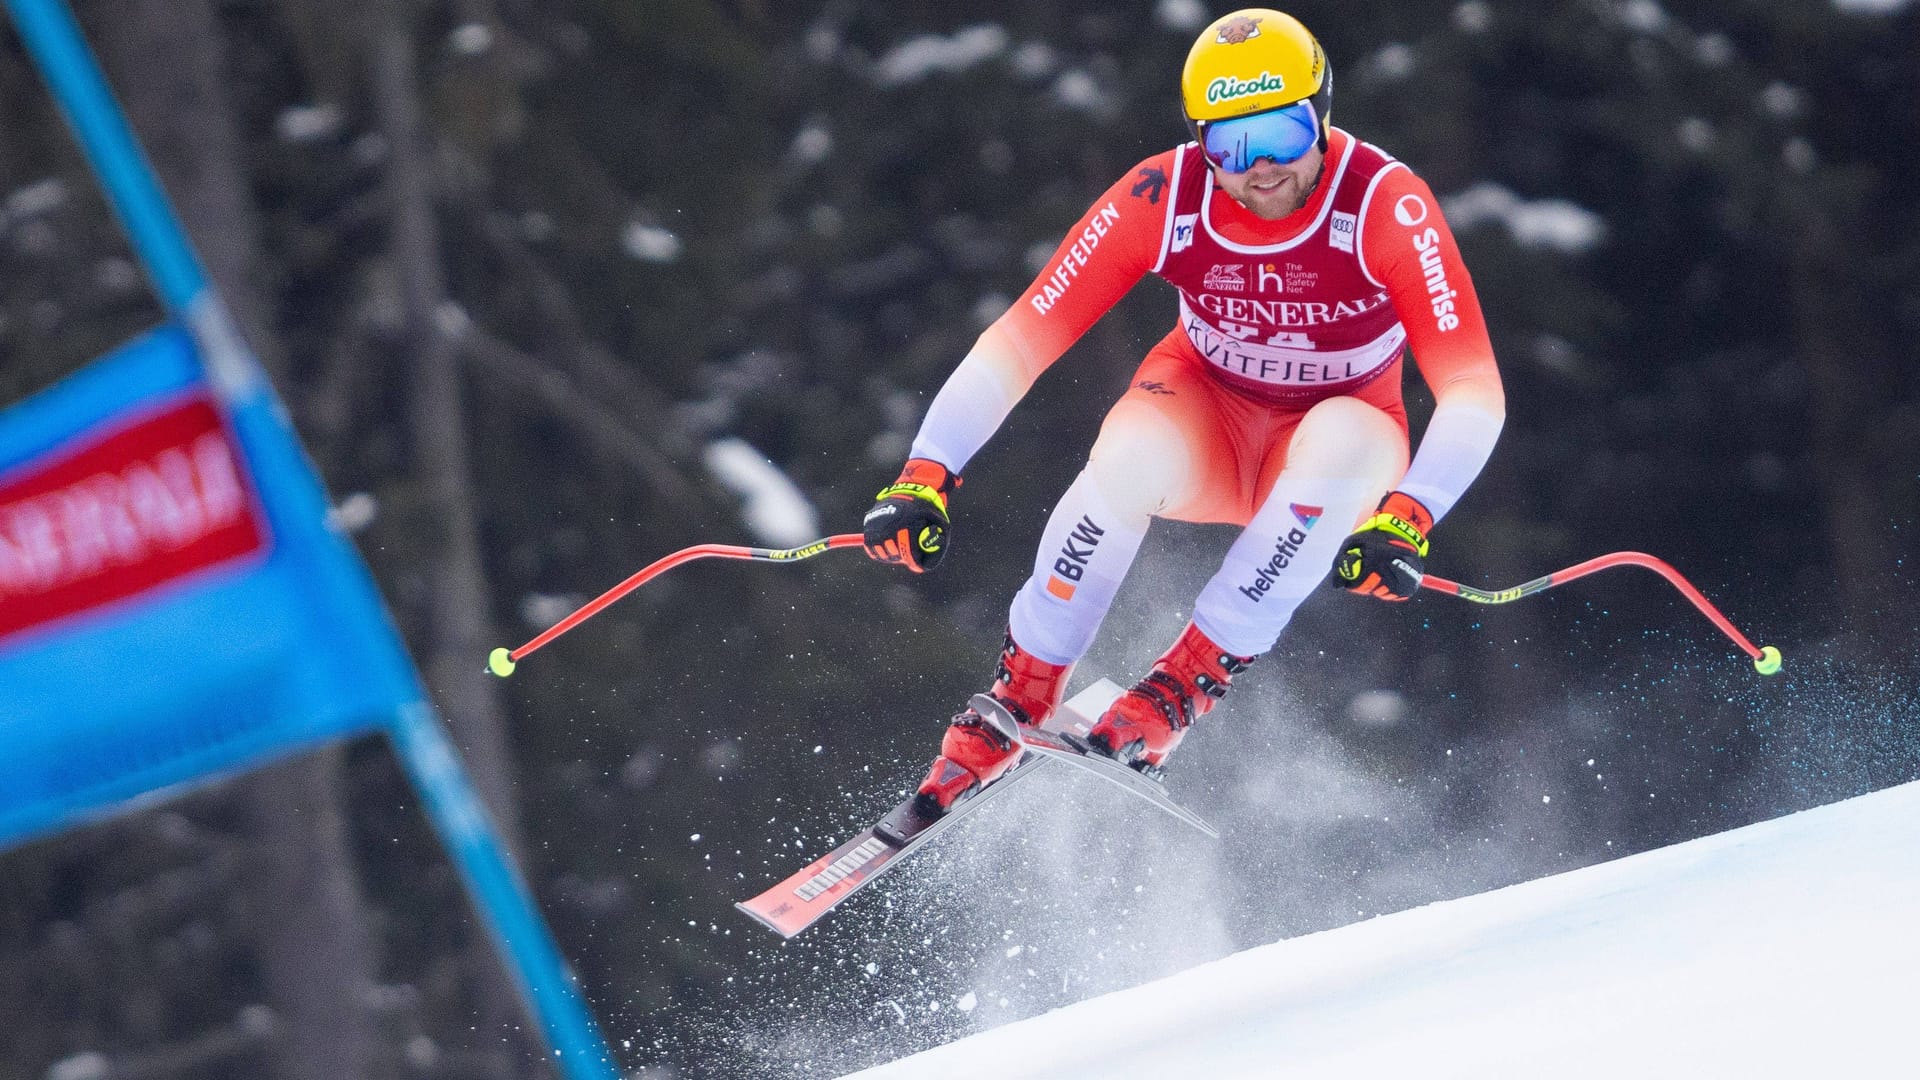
[{"x1": 0, "y1": 394, "x2": 269, "y2": 643}]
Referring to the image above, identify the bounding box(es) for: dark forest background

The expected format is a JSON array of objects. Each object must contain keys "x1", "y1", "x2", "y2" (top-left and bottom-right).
[{"x1": 1, "y1": 1, "x2": 1916, "y2": 1078}]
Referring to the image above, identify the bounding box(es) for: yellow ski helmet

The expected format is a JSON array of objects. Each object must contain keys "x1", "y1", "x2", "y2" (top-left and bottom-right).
[{"x1": 1181, "y1": 9, "x2": 1332, "y2": 151}]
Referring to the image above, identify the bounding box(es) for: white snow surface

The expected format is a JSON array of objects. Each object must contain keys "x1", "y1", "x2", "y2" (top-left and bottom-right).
[{"x1": 843, "y1": 779, "x2": 1920, "y2": 1079}]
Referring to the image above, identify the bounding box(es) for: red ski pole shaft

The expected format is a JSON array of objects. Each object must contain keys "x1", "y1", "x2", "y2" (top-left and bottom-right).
[
  {"x1": 1419, "y1": 551, "x2": 1782, "y2": 675},
  {"x1": 487, "y1": 534, "x2": 864, "y2": 676}
]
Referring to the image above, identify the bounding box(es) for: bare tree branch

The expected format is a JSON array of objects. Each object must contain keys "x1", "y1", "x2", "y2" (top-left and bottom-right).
[{"x1": 458, "y1": 326, "x2": 700, "y2": 503}]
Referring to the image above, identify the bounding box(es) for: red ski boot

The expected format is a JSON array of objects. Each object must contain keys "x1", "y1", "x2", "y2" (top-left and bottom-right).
[
  {"x1": 1086, "y1": 622, "x2": 1257, "y2": 775},
  {"x1": 913, "y1": 633, "x2": 1072, "y2": 816}
]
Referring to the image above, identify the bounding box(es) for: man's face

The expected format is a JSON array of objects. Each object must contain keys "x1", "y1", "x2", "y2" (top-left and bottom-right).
[{"x1": 1211, "y1": 144, "x2": 1325, "y2": 220}]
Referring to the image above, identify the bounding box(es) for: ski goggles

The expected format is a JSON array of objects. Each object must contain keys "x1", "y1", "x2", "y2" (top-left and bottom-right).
[{"x1": 1198, "y1": 100, "x2": 1321, "y2": 173}]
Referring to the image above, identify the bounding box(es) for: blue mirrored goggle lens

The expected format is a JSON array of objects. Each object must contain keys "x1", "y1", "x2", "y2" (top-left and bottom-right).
[{"x1": 1201, "y1": 102, "x2": 1320, "y2": 173}]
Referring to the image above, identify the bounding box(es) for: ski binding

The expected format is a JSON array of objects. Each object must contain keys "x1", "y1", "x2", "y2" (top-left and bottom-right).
[{"x1": 982, "y1": 680, "x2": 1220, "y2": 840}]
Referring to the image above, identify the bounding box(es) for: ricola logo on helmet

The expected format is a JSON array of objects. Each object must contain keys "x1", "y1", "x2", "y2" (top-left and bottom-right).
[
  {"x1": 1181, "y1": 8, "x2": 1332, "y2": 141},
  {"x1": 1206, "y1": 71, "x2": 1286, "y2": 105}
]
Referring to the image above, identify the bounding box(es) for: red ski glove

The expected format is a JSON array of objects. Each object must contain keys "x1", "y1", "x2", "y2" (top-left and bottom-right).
[
  {"x1": 863, "y1": 458, "x2": 959, "y2": 572},
  {"x1": 1333, "y1": 491, "x2": 1434, "y2": 601}
]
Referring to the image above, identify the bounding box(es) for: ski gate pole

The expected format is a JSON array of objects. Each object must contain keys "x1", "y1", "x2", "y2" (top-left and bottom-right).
[
  {"x1": 488, "y1": 534, "x2": 864, "y2": 676},
  {"x1": 1419, "y1": 551, "x2": 1781, "y2": 675}
]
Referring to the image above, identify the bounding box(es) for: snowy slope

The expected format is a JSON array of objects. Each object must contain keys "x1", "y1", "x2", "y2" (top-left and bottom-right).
[{"x1": 842, "y1": 780, "x2": 1920, "y2": 1079}]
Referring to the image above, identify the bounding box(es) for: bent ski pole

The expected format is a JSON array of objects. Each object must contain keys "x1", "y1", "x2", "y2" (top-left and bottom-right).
[
  {"x1": 1420, "y1": 551, "x2": 1781, "y2": 675},
  {"x1": 488, "y1": 534, "x2": 864, "y2": 676}
]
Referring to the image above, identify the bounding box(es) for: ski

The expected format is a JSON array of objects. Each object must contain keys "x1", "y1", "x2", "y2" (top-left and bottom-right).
[
  {"x1": 735, "y1": 753, "x2": 1051, "y2": 938},
  {"x1": 737, "y1": 679, "x2": 1219, "y2": 936},
  {"x1": 980, "y1": 682, "x2": 1221, "y2": 840}
]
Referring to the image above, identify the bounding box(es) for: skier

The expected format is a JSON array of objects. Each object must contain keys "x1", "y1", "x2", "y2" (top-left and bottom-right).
[{"x1": 863, "y1": 9, "x2": 1506, "y2": 815}]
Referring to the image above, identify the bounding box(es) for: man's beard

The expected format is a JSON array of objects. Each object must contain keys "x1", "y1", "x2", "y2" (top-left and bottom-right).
[{"x1": 1279, "y1": 159, "x2": 1326, "y2": 214}]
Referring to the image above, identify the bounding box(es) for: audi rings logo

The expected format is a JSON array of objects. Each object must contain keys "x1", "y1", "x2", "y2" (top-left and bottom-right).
[{"x1": 1394, "y1": 194, "x2": 1429, "y2": 227}]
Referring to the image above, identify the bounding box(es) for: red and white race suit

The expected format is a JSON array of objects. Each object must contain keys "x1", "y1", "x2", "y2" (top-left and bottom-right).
[{"x1": 909, "y1": 128, "x2": 1506, "y2": 662}]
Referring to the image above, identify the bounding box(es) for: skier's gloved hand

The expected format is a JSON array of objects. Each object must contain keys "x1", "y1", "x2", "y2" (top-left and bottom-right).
[
  {"x1": 863, "y1": 458, "x2": 960, "y2": 572},
  {"x1": 1332, "y1": 491, "x2": 1434, "y2": 601}
]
